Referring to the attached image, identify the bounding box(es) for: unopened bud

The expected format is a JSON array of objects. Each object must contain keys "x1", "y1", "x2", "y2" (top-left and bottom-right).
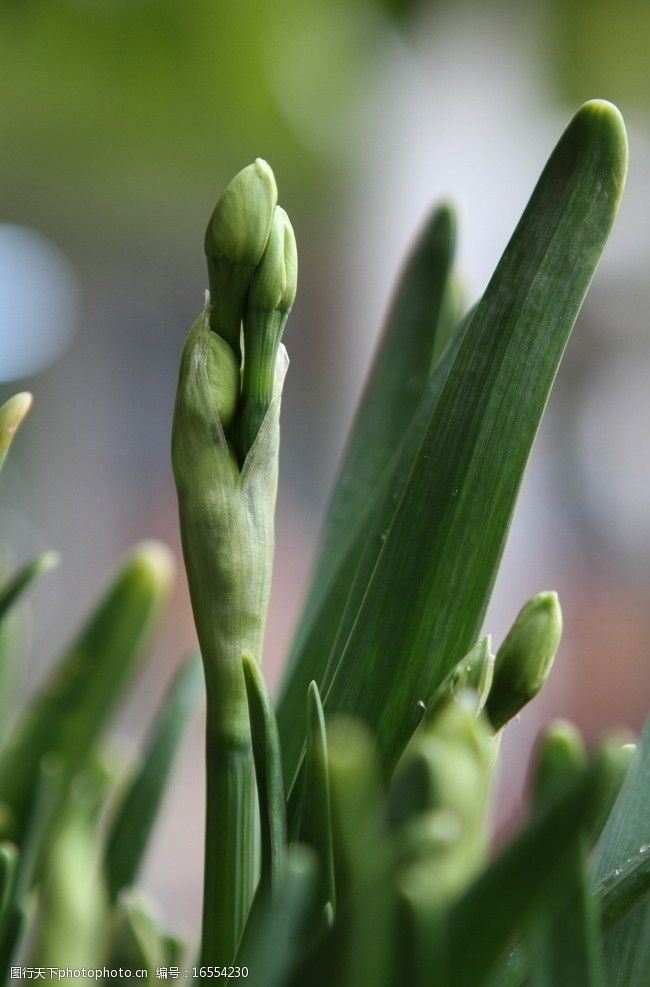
[
  {"x1": 486, "y1": 591, "x2": 562, "y2": 731},
  {"x1": 204, "y1": 158, "x2": 278, "y2": 356}
]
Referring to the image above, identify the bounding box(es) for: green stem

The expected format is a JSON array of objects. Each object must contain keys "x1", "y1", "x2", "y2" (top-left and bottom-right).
[{"x1": 201, "y1": 717, "x2": 257, "y2": 972}]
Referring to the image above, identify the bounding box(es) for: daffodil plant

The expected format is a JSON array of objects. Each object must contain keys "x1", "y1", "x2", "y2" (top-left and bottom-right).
[{"x1": 0, "y1": 99, "x2": 648, "y2": 987}]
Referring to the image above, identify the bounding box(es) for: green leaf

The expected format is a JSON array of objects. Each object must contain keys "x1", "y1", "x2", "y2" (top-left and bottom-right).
[
  {"x1": 0, "y1": 541, "x2": 174, "y2": 839},
  {"x1": 236, "y1": 845, "x2": 317, "y2": 987},
  {"x1": 105, "y1": 654, "x2": 202, "y2": 901},
  {"x1": 592, "y1": 714, "x2": 650, "y2": 984},
  {"x1": 0, "y1": 552, "x2": 59, "y2": 624},
  {"x1": 277, "y1": 204, "x2": 458, "y2": 777},
  {"x1": 300, "y1": 681, "x2": 335, "y2": 914},
  {"x1": 242, "y1": 652, "x2": 286, "y2": 893},
  {"x1": 320, "y1": 100, "x2": 627, "y2": 774},
  {"x1": 321, "y1": 719, "x2": 395, "y2": 987},
  {"x1": 448, "y1": 736, "x2": 631, "y2": 987},
  {"x1": 108, "y1": 892, "x2": 170, "y2": 982},
  {"x1": 597, "y1": 849, "x2": 650, "y2": 932}
]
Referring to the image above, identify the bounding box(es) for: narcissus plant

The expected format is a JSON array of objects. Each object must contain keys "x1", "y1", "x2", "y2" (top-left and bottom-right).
[{"x1": 0, "y1": 99, "x2": 648, "y2": 987}]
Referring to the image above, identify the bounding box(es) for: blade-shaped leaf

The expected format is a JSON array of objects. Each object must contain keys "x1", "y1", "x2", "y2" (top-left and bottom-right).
[
  {"x1": 321, "y1": 100, "x2": 627, "y2": 774},
  {"x1": 0, "y1": 541, "x2": 174, "y2": 839},
  {"x1": 592, "y1": 714, "x2": 650, "y2": 985},
  {"x1": 242, "y1": 653, "x2": 286, "y2": 893},
  {"x1": 277, "y1": 206, "x2": 458, "y2": 774},
  {"x1": 236, "y1": 845, "x2": 317, "y2": 987},
  {"x1": 301, "y1": 681, "x2": 335, "y2": 914},
  {"x1": 105, "y1": 653, "x2": 202, "y2": 901}
]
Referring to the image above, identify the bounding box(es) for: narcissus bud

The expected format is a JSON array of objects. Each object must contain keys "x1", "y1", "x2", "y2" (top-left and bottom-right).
[
  {"x1": 486, "y1": 591, "x2": 562, "y2": 731},
  {"x1": 236, "y1": 206, "x2": 297, "y2": 460},
  {"x1": 205, "y1": 158, "x2": 278, "y2": 356},
  {"x1": 531, "y1": 720, "x2": 586, "y2": 811}
]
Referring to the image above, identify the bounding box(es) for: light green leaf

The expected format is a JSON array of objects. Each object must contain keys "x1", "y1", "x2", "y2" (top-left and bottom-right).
[
  {"x1": 105, "y1": 654, "x2": 202, "y2": 901},
  {"x1": 0, "y1": 541, "x2": 174, "y2": 839},
  {"x1": 301, "y1": 681, "x2": 335, "y2": 915},
  {"x1": 242, "y1": 652, "x2": 286, "y2": 894}
]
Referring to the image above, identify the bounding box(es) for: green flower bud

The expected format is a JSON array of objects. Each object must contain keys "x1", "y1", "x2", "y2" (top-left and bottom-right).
[
  {"x1": 531, "y1": 720, "x2": 586, "y2": 812},
  {"x1": 391, "y1": 698, "x2": 492, "y2": 910},
  {"x1": 205, "y1": 159, "x2": 278, "y2": 357},
  {"x1": 424, "y1": 636, "x2": 494, "y2": 720},
  {"x1": 206, "y1": 158, "x2": 277, "y2": 267},
  {"x1": 236, "y1": 206, "x2": 297, "y2": 461},
  {"x1": 486, "y1": 591, "x2": 562, "y2": 731}
]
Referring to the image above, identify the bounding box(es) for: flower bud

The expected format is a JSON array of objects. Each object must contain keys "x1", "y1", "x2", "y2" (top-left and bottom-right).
[
  {"x1": 204, "y1": 159, "x2": 278, "y2": 357},
  {"x1": 531, "y1": 720, "x2": 586, "y2": 811},
  {"x1": 236, "y1": 207, "x2": 297, "y2": 461},
  {"x1": 486, "y1": 591, "x2": 562, "y2": 731},
  {"x1": 205, "y1": 158, "x2": 277, "y2": 267}
]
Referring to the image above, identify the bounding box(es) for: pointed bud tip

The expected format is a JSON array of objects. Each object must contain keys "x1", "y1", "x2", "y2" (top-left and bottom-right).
[
  {"x1": 1, "y1": 392, "x2": 33, "y2": 433},
  {"x1": 248, "y1": 205, "x2": 298, "y2": 315},
  {"x1": 129, "y1": 540, "x2": 176, "y2": 592},
  {"x1": 206, "y1": 158, "x2": 278, "y2": 267}
]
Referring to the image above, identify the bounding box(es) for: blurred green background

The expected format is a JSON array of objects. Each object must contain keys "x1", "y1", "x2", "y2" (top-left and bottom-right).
[{"x1": 1, "y1": 0, "x2": 650, "y2": 930}]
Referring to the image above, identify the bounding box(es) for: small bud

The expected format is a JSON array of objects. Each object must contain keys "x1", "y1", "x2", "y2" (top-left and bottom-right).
[
  {"x1": 206, "y1": 158, "x2": 277, "y2": 267},
  {"x1": 204, "y1": 159, "x2": 278, "y2": 356},
  {"x1": 236, "y1": 207, "x2": 297, "y2": 461},
  {"x1": 425, "y1": 636, "x2": 494, "y2": 720},
  {"x1": 531, "y1": 720, "x2": 586, "y2": 811},
  {"x1": 486, "y1": 591, "x2": 562, "y2": 731},
  {"x1": 247, "y1": 206, "x2": 298, "y2": 315}
]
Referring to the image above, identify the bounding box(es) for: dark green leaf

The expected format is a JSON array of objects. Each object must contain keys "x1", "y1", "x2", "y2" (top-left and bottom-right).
[
  {"x1": 321, "y1": 101, "x2": 627, "y2": 774},
  {"x1": 592, "y1": 715, "x2": 650, "y2": 984},
  {"x1": 277, "y1": 205, "x2": 458, "y2": 778}
]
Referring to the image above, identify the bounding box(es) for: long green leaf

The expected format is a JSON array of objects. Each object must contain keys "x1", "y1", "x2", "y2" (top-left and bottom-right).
[
  {"x1": 448, "y1": 736, "x2": 631, "y2": 987},
  {"x1": 321, "y1": 100, "x2": 627, "y2": 774},
  {"x1": 0, "y1": 541, "x2": 174, "y2": 839},
  {"x1": 242, "y1": 653, "x2": 286, "y2": 893},
  {"x1": 592, "y1": 714, "x2": 650, "y2": 984},
  {"x1": 301, "y1": 681, "x2": 335, "y2": 914},
  {"x1": 236, "y1": 845, "x2": 317, "y2": 987},
  {"x1": 105, "y1": 653, "x2": 202, "y2": 901},
  {"x1": 277, "y1": 206, "x2": 458, "y2": 774}
]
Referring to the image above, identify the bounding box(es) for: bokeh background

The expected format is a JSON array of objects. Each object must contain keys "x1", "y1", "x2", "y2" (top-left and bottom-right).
[{"x1": 1, "y1": 0, "x2": 650, "y2": 933}]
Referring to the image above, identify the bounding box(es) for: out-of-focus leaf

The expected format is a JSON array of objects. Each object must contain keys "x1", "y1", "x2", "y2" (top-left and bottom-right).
[
  {"x1": 592, "y1": 715, "x2": 650, "y2": 984},
  {"x1": 0, "y1": 552, "x2": 59, "y2": 624},
  {"x1": 277, "y1": 205, "x2": 458, "y2": 777},
  {"x1": 597, "y1": 849, "x2": 650, "y2": 932},
  {"x1": 301, "y1": 681, "x2": 335, "y2": 915},
  {"x1": 313, "y1": 718, "x2": 394, "y2": 987},
  {"x1": 108, "y1": 893, "x2": 169, "y2": 982},
  {"x1": 105, "y1": 653, "x2": 201, "y2": 901},
  {"x1": 320, "y1": 101, "x2": 627, "y2": 775},
  {"x1": 0, "y1": 541, "x2": 174, "y2": 839},
  {"x1": 448, "y1": 737, "x2": 631, "y2": 987},
  {"x1": 0, "y1": 393, "x2": 32, "y2": 477},
  {"x1": 242, "y1": 653, "x2": 286, "y2": 894},
  {"x1": 236, "y1": 845, "x2": 317, "y2": 987},
  {"x1": 30, "y1": 784, "x2": 108, "y2": 977}
]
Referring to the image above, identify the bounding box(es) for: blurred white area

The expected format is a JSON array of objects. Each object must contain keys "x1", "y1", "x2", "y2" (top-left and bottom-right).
[{"x1": 0, "y1": 225, "x2": 80, "y2": 381}]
